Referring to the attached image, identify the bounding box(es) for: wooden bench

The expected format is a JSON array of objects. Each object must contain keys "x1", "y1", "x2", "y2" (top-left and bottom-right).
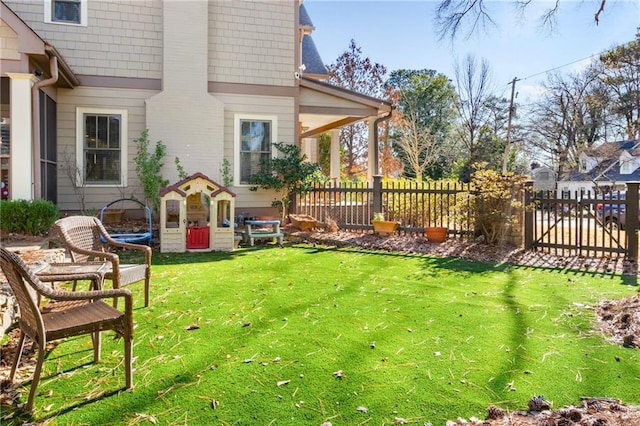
[{"x1": 244, "y1": 220, "x2": 283, "y2": 246}]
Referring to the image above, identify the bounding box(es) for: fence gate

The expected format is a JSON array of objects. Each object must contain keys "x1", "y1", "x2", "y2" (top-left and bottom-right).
[{"x1": 524, "y1": 182, "x2": 640, "y2": 261}]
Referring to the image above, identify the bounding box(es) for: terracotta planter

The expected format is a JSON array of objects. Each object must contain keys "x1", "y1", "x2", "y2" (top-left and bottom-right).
[
  {"x1": 425, "y1": 226, "x2": 448, "y2": 243},
  {"x1": 372, "y1": 220, "x2": 399, "y2": 236}
]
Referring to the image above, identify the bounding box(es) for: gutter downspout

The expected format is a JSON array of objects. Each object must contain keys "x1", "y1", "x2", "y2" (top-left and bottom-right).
[
  {"x1": 31, "y1": 47, "x2": 58, "y2": 199},
  {"x1": 373, "y1": 108, "x2": 392, "y2": 176}
]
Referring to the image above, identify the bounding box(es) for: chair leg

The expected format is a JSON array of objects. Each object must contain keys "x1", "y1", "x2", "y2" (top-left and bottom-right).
[
  {"x1": 124, "y1": 332, "x2": 133, "y2": 389},
  {"x1": 9, "y1": 331, "x2": 26, "y2": 382},
  {"x1": 92, "y1": 331, "x2": 102, "y2": 363},
  {"x1": 25, "y1": 342, "x2": 46, "y2": 413},
  {"x1": 144, "y1": 276, "x2": 150, "y2": 307}
]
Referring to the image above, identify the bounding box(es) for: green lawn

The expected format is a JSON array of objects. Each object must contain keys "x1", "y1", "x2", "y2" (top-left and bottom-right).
[{"x1": 5, "y1": 244, "x2": 640, "y2": 425}]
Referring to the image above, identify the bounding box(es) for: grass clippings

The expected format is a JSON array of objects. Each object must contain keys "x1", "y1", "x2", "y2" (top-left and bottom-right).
[{"x1": 1, "y1": 243, "x2": 639, "y2": 425}]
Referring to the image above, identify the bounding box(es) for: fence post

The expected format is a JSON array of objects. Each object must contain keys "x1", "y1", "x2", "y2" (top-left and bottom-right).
[
  {"x1": 373, "y1": 175, "x2": 382, "y2": 214},
  {"x1": 626, "y1": 182, "x2": 639, "y2": 262},
  {"x1": 523, "y1": 180, "x2": 534, "y2": 250}
]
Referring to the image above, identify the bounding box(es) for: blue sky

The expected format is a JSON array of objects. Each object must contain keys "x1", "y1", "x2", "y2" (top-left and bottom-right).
[{"x1": 304, "y1": 0, "x2": 640, "y2": 103}]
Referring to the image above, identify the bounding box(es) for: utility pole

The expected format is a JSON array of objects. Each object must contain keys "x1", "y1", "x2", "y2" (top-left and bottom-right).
[{"x1": 502, "y1": 77, "x2": 519, "y2": 174}]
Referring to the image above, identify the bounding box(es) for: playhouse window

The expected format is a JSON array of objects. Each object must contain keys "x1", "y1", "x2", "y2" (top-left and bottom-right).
[
  {"x1": 165, "y1": 199, "x2": 180, "y2": 229},
  {"x1": 217, "y1": 200, "x2": 231, "y2": 227},
  {"x1": 235, "y1": 115, "x2": 278, "y2": 185},
  {"x1": 76, "y1": 107, "x2": 127, "y2": 186}
]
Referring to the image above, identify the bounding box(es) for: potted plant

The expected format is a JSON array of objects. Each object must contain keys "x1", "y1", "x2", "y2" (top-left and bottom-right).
[
  {"x1": 372, "y1": 212, "x2": 399, "y2": 236},
  {"x1": 424, "y1": 200, "x2": 448, "y2": 243}
]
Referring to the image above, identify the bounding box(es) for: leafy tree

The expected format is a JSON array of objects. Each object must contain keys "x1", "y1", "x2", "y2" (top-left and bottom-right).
[
  {"x1": 327, "y1": 40, "x2": 387, "y2": 178},
  {"x1": 386, "y1": 69, "x2": 457, "y2": 181},
  {"x1": 248, "y1": 142, "x2": 320, "y2": 221},
  {"x1": 435, "y1": 0, "x2": 611, "y2": 39},
  {"x1": 598, "y1": 30, "x2": 640, "y2": 140}
]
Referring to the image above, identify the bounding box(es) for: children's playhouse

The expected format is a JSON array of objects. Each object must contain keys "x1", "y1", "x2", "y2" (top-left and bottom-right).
[{"x1": 159, "y1": 173, "x2": 236, "y2": 252}]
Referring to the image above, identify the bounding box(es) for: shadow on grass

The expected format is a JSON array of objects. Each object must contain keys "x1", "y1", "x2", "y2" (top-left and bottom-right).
[
  {"x1": 5, "y1": 388, "x2": 126, "y2": 424},
  {"x1": 291, "y1": 243, "x2": 637, "y2": 287}
]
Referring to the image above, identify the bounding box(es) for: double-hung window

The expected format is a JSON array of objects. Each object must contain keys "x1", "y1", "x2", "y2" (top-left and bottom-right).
[
  {"x1": 76, "y1": 107, "x2": 127, "y2": 186},
  {"x1": 45, "y1": 0, "x2": 87, "y2": 26},
  {"x1": 235, "y1": 115, "x2": 277, "y2": 185}
]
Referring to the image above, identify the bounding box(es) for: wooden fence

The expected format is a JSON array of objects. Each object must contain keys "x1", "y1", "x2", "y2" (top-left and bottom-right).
[
  {"x1": 294, "y1": 177, "x2": 640, "y2": 262},
  {"x1": 294, "y1": 176, "x2": 474, "y2": 239}
]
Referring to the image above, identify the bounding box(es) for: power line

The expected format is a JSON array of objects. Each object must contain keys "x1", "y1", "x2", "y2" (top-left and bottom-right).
[{"x1": 517, "y1": 54, "x2": 596, "y2": 83}]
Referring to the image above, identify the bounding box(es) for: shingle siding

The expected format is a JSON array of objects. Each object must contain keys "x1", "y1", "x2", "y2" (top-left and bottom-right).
[
  {"x1": 209, "y1": 0, "x2": 295, "y2": 86},
  {"x1": 55, "y1": 86, "x2": 154, "y2": 211},
  {"x1": 4, "y1": 0, "x2": 163, "y2": 79}
]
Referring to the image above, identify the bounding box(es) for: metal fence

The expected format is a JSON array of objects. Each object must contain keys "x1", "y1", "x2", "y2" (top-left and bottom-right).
[
  {"x1": 295, "y1": 176, "x2": 475, "y2": 238},
  {"x1": 523, "y1": 181, "x2": 640, "y2": 261},
  {"x1": 295, "y1": 177, "x2": 640, "y2": 262}
]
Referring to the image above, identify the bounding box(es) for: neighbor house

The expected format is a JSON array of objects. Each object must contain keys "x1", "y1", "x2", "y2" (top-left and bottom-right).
[
  {"x1": 0, "y1": 0, "x2": 392, "y2": 215},
  {"x1": 557, "y1": 140, "x2": 640, "y2": 196}
]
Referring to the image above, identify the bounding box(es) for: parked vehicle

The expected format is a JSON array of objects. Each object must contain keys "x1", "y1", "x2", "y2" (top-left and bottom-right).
[{"x1": 596, "y1": 192, "x2": 637, "y2": 230}]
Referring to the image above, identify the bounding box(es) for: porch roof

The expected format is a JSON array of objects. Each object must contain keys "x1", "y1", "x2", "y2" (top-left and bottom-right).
[
  {"x1": 298, "y1": 76, "x2": 393, "y2": 138},
  {"x1": 0, "y1": 2, "x2": 79, "y2": 88}
]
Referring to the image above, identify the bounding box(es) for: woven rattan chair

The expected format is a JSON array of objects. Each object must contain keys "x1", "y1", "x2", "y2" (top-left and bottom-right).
[
  {"x1": 52, "y1": 216, "x2": 152, "y2": 307},
  {"x1": 0, "y1": 248, "x2": 133, "y2": 413}
]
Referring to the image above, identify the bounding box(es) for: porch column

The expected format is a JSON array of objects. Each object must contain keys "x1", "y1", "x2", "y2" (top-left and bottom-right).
[
  {"x1": 6, "y1": 73, "x2": 37, "y2": 200},
  {"x1": 330, "y1": 129, "x2": 340, "y2": 185},
  {"x1": 367, "y1": 116, "x2": 377, "y2": 183}
]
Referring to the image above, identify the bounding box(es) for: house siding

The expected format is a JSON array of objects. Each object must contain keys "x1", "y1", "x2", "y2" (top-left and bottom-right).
[
  {"x1": 209, "y1": 0, "x2": 296, "y2": 87},
  {"x1": 55, "y1": 86, "x2": 154, "y2": 211},
  {"x1": 4, "y1": 0, "x2": 163, "y2": 79},
  {"x1": 0, "y1": 21, "x2": 20, "y2": 60},
  {"x1": 216, "y1": 92, "x2": 295, "y2": 207},
  {"x1": 4, "y1": 0, "x2": 301, "y2": 213}
]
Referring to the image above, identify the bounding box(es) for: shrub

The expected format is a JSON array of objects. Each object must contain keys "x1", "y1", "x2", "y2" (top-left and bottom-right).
[
  {"x1": 133, "y1": 129, "x2": 168, "y2": 214},
  {"x1": 384, "y1": 177, "x2": 464, "y2": 228},
  {"x1": 470, "y1": 164, "x2": 528, "y2": 244},
  {"x1": 0, "y1": 199, "x2": 59, "y2": 235}
]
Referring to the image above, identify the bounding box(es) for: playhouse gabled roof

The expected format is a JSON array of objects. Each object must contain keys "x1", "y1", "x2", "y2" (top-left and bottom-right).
[{"x1": 159, "y1": 172, "x2": 235, "y2": 198}]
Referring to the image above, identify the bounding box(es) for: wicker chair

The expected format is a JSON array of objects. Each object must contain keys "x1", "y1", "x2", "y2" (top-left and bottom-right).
[
  {"x1": 52, "y1": 216, "x2": 152, "y2": 307},
  {"x1": 0, "y1": 248, "x2": 133, "y2": 413}
]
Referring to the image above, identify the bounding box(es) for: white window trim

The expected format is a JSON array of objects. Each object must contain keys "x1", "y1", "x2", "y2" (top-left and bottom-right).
[
  {"x1": 45, "y1": 0, "x2": 88, "y2": 27},
  {"x1": 233, "y1": 114, "x2": 278, "y2": 187},
  {"x1": 75, "y1": 107, "x2": 128, "y2": 187}
]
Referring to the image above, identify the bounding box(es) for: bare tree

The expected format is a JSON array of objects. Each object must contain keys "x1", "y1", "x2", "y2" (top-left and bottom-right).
[
  {"x1": 59, "y1": 147, "x2": 88, "y2": 214},
  {"x1": 394, "y1": 106, "x2": 440, "y2": 182},
  {"x1": 453, "y1": 55, "x2": 498, "y2": 177},
  {"x1": 435, "y1": 0, "x2": 609, "y2": 39},
  {"x1": 527, "y1": 68, "x2": 604, "y2": 176},
  {"x1": 327, "y1": 40, "x2": 387, "y2": 179}
]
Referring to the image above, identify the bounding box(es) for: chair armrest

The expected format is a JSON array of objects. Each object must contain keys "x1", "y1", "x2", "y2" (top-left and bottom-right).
[
  {"x1": 41, "y1": 285, "x2": 132, "y2": 304},
  {"x1": 66, "y1": 246, "x2": 120, "y2": 264},
  {"x1": 37, "y1": 271, "x2": 104, "y2": 290},
  {"x1": 104, "y1": 239, "x2": 152, "y2": 264}
]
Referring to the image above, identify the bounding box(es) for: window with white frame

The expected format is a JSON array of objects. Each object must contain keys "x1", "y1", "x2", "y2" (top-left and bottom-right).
[
  {"x1": 235, "y1": 115, "x2": 277, "y2": 185},
  {"x1": 45, "y1": 0, "x2": 87, "y2": 26},
  {"x1": 76, "y1": 107, "x2": 127, "y2": 186}
]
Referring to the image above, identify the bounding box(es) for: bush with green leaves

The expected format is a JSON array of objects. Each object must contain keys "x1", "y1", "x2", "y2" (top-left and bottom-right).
[
  {"x1": 384, "y1": 177, "x2": 466, "y2": 228},
  {"x1": 133, "y1": 129, "x2": 168, "y2": 214},
  {"x1": 248, "y1": 142, "x2": 321, "y2": 220},
  {"x1": 0, "y1": 199, "x2": 59, "y2": 235}
]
